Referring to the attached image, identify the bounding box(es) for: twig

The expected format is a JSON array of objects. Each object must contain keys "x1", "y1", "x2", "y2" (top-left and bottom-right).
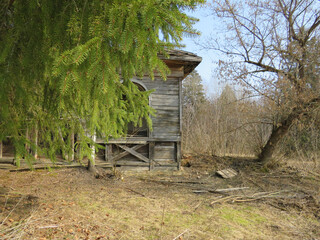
[
  {"x1": 0, "y1": 196, "x2": 24, "y2": 227},
  {"x1": 173, "y1": 229, "x2": 189, "y2": 240},
  {"x1": 306, "y1": 170, "x2": 320, "y2": 178},
  {"x1": 193, "y1": 201, "x2": 202, "y2": 211},
  {"x1": 159, "y1": 202, "x2": 166, "y2": 240},
  {"x1": 213, "y1": 187, "x2": 249, "y2": 193},
  {"x1": 125, "y1": 188, "x2": 146, "y2": 197},
  {"x1": 210, "y1": 195, "x2": 236, "y2": 205}
]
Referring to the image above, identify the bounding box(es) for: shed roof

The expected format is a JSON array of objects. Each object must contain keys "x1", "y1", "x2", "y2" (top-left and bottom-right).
[{"x1": 159, "y1": 49, "x2": 202, "y2": 78}]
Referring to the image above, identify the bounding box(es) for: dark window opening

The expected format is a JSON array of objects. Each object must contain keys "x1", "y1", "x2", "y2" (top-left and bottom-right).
[{"x1": 127, "y1": 82, "x2": 148, "y2": 137}]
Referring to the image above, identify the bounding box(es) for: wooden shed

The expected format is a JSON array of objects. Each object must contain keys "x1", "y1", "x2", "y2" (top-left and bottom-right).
[
  {"x1": 94, "y1": 49, "x2": 202, "y2": 170},
  {"x1": 0, "y1": 49, "x2": 201, "y2": 171}
]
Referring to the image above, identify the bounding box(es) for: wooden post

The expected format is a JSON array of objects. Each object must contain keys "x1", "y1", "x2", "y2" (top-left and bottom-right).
[
  {"x1": 149, "y1": 142, "x2": 155, "y2": 170},
  {"x1": 177, "y1": 141, "x2": 181, "y2": 170},
  {"x1": 0, "y1": 141, "x2": 2, "y2": 158},
  {"x1": 105, "y1": 144, "x2": 113, "y2": 162},
  {"x1": 178, "y1": 78, "x2": 182, "y2": 170},
  {"x1": 105, "y1": 144, "x2": 108, "y2": 161}
]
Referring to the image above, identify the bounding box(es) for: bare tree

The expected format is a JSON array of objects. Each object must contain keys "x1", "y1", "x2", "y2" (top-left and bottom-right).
[{"x1": 207, "y1": 0, "x2": 320, "y2": 163}]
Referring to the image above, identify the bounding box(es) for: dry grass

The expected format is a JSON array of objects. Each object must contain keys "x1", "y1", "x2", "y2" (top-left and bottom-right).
[{"x1": 0, "y1": 155, "x2": 319, "y2": 239}]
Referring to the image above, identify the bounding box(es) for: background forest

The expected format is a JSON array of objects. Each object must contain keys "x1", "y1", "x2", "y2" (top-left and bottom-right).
[{"x1": 182, "y1": 70, "x2": 320, "y2": 166}]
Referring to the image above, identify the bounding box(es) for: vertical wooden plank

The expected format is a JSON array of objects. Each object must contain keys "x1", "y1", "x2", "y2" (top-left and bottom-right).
[
  {"x1": 178, "y1": 77, "x2": 182, "y2": 170},
  {"x1": 179, "y1": 77, "x2": 183, "y2": 141},
  {"x1": 0, "y1": 141, "x2": 2, "y2": 158},
  {"x1": 149, "y1": 142, "x2": 155, "y2": 170},
  {"x1": 104, "y1": 143, "x2": 110, "y2": 162},
  {"x1": 108, "y1": 145, "x2": 114, "y2": 165},
  {"x1": 105, "y1": 144, "x2": 113, "y2": 162},
  {"x1": 176, "y1": 141, "x2": 181, "y2": 170}
]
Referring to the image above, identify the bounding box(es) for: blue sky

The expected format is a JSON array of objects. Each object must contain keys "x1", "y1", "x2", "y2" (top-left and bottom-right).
[{"x1": 181, "y1": 6, "x2": 223, "y2": 96}]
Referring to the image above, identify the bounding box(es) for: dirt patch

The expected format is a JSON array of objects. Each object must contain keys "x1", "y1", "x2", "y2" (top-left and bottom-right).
[{"x1": 0, "y1": 155, "x2": 319, "y2": 239}]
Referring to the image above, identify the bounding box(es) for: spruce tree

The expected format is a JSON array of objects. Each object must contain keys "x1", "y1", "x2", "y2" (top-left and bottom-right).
[{"x1": 0, "y1": 0, "x2": 204, "y2": 166}]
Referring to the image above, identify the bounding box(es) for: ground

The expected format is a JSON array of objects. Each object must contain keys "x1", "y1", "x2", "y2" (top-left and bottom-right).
[{"x1": 0, "y1": 155, "x2": 319, "y2": 239}]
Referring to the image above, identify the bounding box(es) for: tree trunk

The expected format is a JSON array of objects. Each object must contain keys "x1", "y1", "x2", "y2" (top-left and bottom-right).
[
  {"x1": 87, "y1": 132, "x2": 105, "y2": 178},
  {"x1": 33, "y1": 125, "x2": 38, "y2": 159},
  {"x1": 259, "y1": 97, "x2": 320, "y2": 163},
  {"x1": 258, "y1": 119, "x2": 293, "y2": 163}
]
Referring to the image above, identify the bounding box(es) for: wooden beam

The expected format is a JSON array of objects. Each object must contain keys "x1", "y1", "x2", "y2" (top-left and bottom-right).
[
  {"x1": 105, "y1": 144, "x2": 113, "y2": 162},
  {"x1": 105, "y1": 144, "x2": 108, "y2": 161},
  {"x1": 117, "y1": 145, "x2": 149, "y2": 163},
  {"x1": 107, "y1": 139, "x2": 147, "y2": 144},
  {"x1": 177, "y1": 141, "x2": 181, "y2": 170},
  {"x1": 110, "y1": 144, "x2": 145, "y2": 162},
  {"x1": 149, "y1": 142, "x2": 155, "y2": 170},
  {"x1": 178, "y1": 76, "x2": 182, "y2": 170}
]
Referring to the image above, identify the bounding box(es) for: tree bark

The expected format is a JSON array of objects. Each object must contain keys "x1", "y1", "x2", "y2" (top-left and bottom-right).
[
  {"x1": 87, "y1": 132, "x2": 105, "y2": 178},
  {"x1": 33, "y1": 125, "x2": 38, "y2": 159},
  {"x1": 258, "y1": 97, "x2": 320, "y2": 163}
]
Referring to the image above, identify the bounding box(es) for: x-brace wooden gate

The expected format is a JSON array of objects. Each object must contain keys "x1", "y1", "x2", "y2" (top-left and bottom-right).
[{"x1": 105, "y1": 140, "x2": 156, "y2": 169}]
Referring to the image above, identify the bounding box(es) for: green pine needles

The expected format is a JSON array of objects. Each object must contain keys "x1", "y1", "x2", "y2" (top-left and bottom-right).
[{"x1": 0, "y1": 0, "x2": 204, "y2": 165}]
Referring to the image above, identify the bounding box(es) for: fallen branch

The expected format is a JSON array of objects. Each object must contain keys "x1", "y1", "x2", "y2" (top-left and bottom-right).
[
  {"x1": 214, "y1": 187, "x2": 250, "y2": 193},
  {"x1": 210, "y1": 190, "x2": 293, "y2": 205},
  {"x1": 193, "y1": 187, "x2": 249, "y2": 194},
  {"x1": 38, "y1": 225, "x2": 60, "y2": 229}
]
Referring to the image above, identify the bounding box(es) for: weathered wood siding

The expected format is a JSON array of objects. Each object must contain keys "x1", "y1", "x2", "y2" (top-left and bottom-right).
[{"x1": 132, "y1": 67, "x2": 183, "y2": 141}]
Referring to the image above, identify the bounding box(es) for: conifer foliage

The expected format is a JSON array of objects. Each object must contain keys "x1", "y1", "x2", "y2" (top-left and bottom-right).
[{"x1": 0, "y1": 0, "x2": 204, "y2": 165}]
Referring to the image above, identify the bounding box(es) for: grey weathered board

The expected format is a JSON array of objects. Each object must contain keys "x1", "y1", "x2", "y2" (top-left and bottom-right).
[
  {"x1": 216, "y1": 168, "x2": 238, "y2": 179},
  {"x1": 140, "y1": 73, "x2": 181, "y2": 140}
]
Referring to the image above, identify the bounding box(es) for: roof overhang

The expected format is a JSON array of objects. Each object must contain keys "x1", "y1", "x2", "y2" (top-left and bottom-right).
[{"x1": 159, "y1": 49, "x2": 202, "y2": 79}]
